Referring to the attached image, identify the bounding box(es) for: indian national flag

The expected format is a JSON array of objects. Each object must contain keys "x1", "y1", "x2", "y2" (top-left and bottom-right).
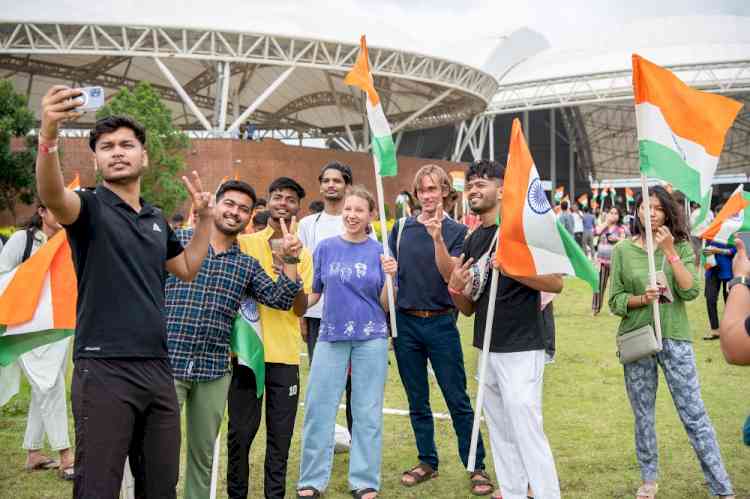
[
  {"x1": 497, "y1": 119, "x2": 598, "y2": 290},
  {"x1": 0, "y1": 231, "x2": 76, "y2": 366},
  {"x1": 625, "y1": 187, "x2": 635, "y2": 205},
  {"x1": 697, "y1": 185, "x2": 750, "y2": 245},
  {"x1": 577, "y1": 193, "x2": 588, "y2": 208},
  {"x1": 68, "y1": 172, "x2": 81, "y2": 190},
  {"x1": 230, "y1": 298, "x2": 265, "y2": 398},
  {"x1": 633, "y1": 54, "x2": 743, "y2": 202},
  {"x1": 344, "y1": 35, "x2": 398, "y2": 177}
]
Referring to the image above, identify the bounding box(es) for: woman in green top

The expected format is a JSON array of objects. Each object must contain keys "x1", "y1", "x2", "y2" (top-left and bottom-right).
[{"x1": 609, "y1": 186, "x2": 734, "y2": 499}]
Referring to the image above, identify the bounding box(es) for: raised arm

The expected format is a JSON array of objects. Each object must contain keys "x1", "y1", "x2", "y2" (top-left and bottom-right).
[
  {"x1": 447, "y1": 254, "x2": 476, "y2": 316},
  {"x1": 165, "y1": 172, "x2": 212, "y2": 281},
  {"x1": 36, "y1": 86, "x2": 84, "y2": 224},
  {"x1": 720, "y1": 238, "x2": 750, "y2": 365}
]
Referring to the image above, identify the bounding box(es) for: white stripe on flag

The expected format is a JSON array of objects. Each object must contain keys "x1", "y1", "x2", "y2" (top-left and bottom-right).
[
  {"x1": 4, "y1": 272, "x2": 54, "y2": 336},
  {"x1": 636, "y1": 102, "x2": 717, "y2": 195},
  {"x1": 366, "y1": 100, "x2": 392, "y2": 137}
]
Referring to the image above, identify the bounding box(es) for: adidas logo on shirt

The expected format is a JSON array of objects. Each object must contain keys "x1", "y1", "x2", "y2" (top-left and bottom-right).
[{"x1": 152, "y1": 223, "x2": 162, "y2": 232}]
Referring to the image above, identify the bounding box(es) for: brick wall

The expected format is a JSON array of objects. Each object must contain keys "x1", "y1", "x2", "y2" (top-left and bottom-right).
[{"x1": 1, "y1": 137, "x2": 464, "y2": 226}]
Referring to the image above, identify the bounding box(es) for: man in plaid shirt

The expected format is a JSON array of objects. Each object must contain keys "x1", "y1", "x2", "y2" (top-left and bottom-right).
[{"x1": 164, "y1": 180, "x2": 304, "y2": 499}]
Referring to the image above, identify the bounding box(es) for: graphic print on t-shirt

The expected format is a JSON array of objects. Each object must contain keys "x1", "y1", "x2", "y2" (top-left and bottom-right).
[{"x1": 313, "y1": 237, "x2": 389, "y2": 342}]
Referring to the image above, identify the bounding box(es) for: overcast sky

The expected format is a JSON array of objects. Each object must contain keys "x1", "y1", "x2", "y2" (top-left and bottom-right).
[{"x1": 7, "y1": 0, "x2": 750, "y2": 66}]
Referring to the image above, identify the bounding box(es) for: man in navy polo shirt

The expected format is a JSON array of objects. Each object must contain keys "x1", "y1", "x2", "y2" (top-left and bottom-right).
[
  {"x1": 35, "y1": 85, "x2": 214, "y2": 499},
  {"x1": 389, "y1": 164, "x2": 492, "y2": 496}
]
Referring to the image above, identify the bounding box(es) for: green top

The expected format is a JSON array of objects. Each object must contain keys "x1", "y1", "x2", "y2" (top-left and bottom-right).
[{"x1": 608, "y1": 239, "x2": 699, "y2": 341}]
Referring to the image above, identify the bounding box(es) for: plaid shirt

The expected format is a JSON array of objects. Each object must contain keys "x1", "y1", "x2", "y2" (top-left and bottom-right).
[{"x1": 165, "y1": 229, "x2": 301, "y2": 381}]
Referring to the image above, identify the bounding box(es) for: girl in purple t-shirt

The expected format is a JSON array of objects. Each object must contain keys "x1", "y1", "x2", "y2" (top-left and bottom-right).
[{"x1": 297, "y1": 186, "x2": 396, "y2": 499}]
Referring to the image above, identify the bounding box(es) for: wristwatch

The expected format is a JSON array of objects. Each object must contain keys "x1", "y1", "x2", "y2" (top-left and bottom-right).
[
  {"x1": 282, "y1": 255, "x2": 301, "y2": 264},
  {"x1": 728, "y1": 276, "x2": 750, "y2": 291}
]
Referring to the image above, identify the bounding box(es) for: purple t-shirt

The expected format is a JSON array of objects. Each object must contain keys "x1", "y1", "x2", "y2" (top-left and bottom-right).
[{"x1": 313, "y1": 236, "x2": 388, "y2": 342}]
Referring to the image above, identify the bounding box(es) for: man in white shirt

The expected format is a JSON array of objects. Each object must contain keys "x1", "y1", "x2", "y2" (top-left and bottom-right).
[{"x1": 570, "y1": 202, "x2": 584, "y2": 249}]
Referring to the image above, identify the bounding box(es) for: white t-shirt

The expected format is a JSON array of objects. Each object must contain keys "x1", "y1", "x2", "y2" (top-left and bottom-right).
[
  {"x1": 297, "y1": 210, "x2": 376, "y2": 319},
  {"x1": 572, "y1": 212, "x2": 584, "y2": 233}
]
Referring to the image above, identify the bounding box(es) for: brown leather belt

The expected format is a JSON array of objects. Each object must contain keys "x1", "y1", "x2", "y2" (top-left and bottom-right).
[{"x1": 401, "y1": 308, "x2": 454, "y2": 319}]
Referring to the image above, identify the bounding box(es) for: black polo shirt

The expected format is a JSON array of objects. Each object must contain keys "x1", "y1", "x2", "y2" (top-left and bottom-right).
[
  {"x1": 63, "y1": 185, "x2": 184, "y2": 360},
  {"x1": 464, "y1": 224, "x2": 544, "y2": 353}
]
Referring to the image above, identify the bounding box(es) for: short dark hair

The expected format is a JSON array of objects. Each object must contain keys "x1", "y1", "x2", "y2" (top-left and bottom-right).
[
  {"x1": 318, "y1": 161, "x2": 353, "y2": 185},
  {"x1": 171, "y1": 213, "x2": 185, "y2": 224},
  {"x1": 252, "y1": 210, "x2": 270, "y2": 226},
  {"x1": 560, "y1": 200, "x2": 569, "y2": 210},
  {"x1": 89, "y1": 115, "x2": 146, "y2": 151},
  {"x1": 216, "y1": 180, "x2": 257, "y2": 207},
  {"x1": 466, "y1": 160, "x2": 505, "y2": 182},
  {"x1": 308, "y1": 200, "x2": 324, "y2": 213},
  {"x1": 268, "y1": 177, "x2": 305, "y2": 200},
  {"x1": 255, "y1": 198, "x2": 267, "y2": 207}
]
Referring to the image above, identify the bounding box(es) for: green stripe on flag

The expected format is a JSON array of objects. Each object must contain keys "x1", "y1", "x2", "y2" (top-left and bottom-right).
[
  {"x1": 230, "y1": 313, "x2": 265, "y2": 398},
  {"x1": 556, "y1": 222, "x2": 599, "y2": 291},
  {"x1": 0, "y1": 328, "x2": 74, "y2": 366},
  {"x1": 372, "y1": 135, "x2": 397, "y2": 177},
  {"x1": 638, "y1": 139, "x2": 702, "y2": 202}
]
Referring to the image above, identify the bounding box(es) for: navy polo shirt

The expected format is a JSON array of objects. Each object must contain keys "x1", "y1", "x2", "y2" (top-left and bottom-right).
[
  {"x1": 388, "y1": 216, "x2": 467, "y2": 310},
  {"x1": 63, "y1": 185, "x2": 184, "y2": 359}
]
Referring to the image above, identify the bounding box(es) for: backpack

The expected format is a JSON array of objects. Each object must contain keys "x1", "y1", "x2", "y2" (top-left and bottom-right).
[{"x1": 21, "y1": 229, "x2": 35, "y2": 263}]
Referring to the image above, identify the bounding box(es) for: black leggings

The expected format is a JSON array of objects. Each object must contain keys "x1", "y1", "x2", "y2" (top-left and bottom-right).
[
  {"x1": 592, "y1": 263, "x2": 611, "y2": 314},
  {"x1": 705, "y1": 271, "x2": 728, "y2": 330}
]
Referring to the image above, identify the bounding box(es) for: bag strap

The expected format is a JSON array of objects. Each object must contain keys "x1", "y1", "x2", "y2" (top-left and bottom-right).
[
  {"x1": 21, "y1": 229, "x2": 34, "y2": 263},
  {"x1": 396, "y1": 217, "x2": 406, "y2": 259}
]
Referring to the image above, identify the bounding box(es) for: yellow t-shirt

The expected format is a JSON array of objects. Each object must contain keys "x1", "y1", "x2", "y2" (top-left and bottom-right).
[{"x1": 238, "y1": 226, "x2": 312, "y2": 365}]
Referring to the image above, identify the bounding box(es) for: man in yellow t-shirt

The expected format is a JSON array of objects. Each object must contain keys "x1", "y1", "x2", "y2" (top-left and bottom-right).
[{"x1": 229, "y1": 177, "x2": 312, "y2": 499}]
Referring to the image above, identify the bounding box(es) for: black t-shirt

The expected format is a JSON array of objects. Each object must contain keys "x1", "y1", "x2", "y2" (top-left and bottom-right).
[
  {"x1": 388, "y1": 216, "x2": 467, "y2": 310},
  {"x1": 464, "y1": 224, "x2": 544, "y2": 353},
  {"x1": 64, "y1": 186, "x2": 184, "y2": 359}
]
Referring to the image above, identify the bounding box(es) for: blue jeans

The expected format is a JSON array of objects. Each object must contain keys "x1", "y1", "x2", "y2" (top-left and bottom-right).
[
  {"x1": 298, "y1": 338, "x2": 388, "y2": 492},
  {"x1": 393, "y1": 311, "x2": 486, "y2": 471}
]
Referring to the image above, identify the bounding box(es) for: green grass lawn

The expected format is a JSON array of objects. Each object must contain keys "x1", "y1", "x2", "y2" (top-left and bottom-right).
[{"x1": 1, "y1": 277, "x2": 749, "y2": 498}]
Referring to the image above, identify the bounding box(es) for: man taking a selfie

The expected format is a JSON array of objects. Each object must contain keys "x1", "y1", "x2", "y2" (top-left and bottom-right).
[{"x1": 35, "y1": 85, "x2": 214, "y2": 499}]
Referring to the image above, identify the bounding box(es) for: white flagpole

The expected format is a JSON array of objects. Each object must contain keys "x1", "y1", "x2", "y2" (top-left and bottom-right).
[
  {"x1": 639, "y1": 174, "x2": 663, "y2": 347},
  {"x1": 373, "y1": 165, "x2": 399, "y2": 338},
  {"x1": 209, "y1": 428, "x2": 222, "y2": 499},
  {"x1": 467, "y1": 266, "x2": 499, "y2": 472}
]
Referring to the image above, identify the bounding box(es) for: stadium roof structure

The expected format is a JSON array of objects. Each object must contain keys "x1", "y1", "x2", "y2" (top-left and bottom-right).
[
  {"x1": 480, "y1": 15, "x2": 750, "y2": 181},
  {"x1": 0, "y1": 20, "x2": 497, "y2": 149}
]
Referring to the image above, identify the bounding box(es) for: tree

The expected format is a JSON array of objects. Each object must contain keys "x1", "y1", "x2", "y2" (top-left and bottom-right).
[
  {"x1": 0, "y1": 80, "x2": 36, "y2": 223},
  {"x1": 97, "y1": 82, "x2": 190, "y2": 216}
]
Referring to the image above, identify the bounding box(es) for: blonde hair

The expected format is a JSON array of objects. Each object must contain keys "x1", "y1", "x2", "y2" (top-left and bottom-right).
[
  {"x1": 345, "y1": 185, "x2": 376, "y2": 212},
  {"x1": 412, "y1": 164, "x2": 451, "y2": 199}
]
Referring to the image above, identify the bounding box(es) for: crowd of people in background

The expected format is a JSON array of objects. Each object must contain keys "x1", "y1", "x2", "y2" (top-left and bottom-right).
[{"x1": 1, "y1": 85, "x2": 748, "y2": 499}]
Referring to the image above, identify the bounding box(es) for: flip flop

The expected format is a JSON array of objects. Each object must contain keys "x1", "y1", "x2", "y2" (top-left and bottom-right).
[
  {"x1": 351, "y1": 487, "x2": 378, "y2": 498},
  {"x1": 58, "y1": 465, "x2": 74, "y2": 481},
  {"x1": 25, "y1": 458, "x2": 59, "y2": 472}
]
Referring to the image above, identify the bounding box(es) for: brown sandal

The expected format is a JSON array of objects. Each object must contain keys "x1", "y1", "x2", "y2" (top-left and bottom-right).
[
  {"x1": 297, "y1": 487, "x2": 321, "y2": 498},
  {"x1": 400, "y1": 463, "x2": 438, "y2": 487},
  {"x1": 470, "y1": 470, "x2": 494, "y2": 496}
]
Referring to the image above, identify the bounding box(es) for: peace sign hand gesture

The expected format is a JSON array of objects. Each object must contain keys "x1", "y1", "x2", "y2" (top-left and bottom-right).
[
  {"x1": 280, "y1": 216, "x2": 302, "y2": 258},
  {"x1": 448, "y1": 253, "x2": 474, "y2": 295},
  {"x1": 181, "y1": 171, "x2": 213, "y2": 218}
]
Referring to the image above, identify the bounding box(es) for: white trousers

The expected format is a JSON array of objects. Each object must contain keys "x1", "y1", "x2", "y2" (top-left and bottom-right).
[
  {"x1": 20, "y1": 348, "x2": 71, "y2": 451},
  {"x1": 482, "y1": 349, "x2": 560, "y2": 499}
]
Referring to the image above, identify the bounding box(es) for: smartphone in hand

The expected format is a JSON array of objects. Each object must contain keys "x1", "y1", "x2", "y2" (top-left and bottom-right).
[{"x1": 74, "y1": 86, "x2": 105, "y2": 112}]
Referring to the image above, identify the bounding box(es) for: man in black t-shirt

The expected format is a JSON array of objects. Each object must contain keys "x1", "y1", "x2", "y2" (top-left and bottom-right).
[
  {"x1": 36, "y1": 85, "x2": 214, "y2": 499},
  {"x1": 448, "y1": 160, "x2": 563, "y2": 499}
]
